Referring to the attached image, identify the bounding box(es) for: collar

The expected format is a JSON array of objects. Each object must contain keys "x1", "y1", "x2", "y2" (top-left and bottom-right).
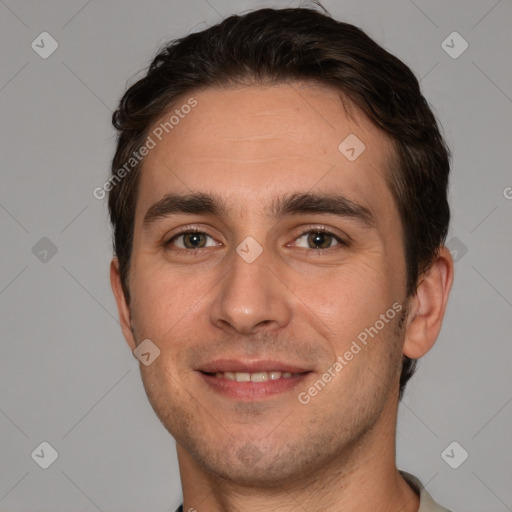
[
  {"x1": 400, "y1": 471, "x2": 453, "y2": 512},
  {"x1": 175, "y1": 471, "x2": 453, "y2": 512}
]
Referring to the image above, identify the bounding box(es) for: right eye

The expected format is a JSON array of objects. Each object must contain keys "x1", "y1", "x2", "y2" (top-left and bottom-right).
[{"x1": 165, "y1": 231, "x2": 218, "y2": 250}]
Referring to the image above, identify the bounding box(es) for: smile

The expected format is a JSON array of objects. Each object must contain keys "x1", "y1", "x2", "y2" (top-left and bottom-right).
[
  {"x1": 197, "y1": 361, "x2": 312, "y2": 400},
  {"x1": 207, "y1": 370, "x2": 300, "y2": 382}
]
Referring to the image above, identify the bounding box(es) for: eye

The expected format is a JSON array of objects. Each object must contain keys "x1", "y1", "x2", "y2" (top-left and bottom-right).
[
  {"x1": 293, "y1": 230, "x2": 345, "y2": 250},
  {"x1": 167, "y1": 231, "x2": 217, "y2": 250}
]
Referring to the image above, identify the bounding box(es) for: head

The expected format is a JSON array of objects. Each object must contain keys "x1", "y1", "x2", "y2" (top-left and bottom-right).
[{"x1": 109, "y1": 6, "x2": 453, "y2": 486}]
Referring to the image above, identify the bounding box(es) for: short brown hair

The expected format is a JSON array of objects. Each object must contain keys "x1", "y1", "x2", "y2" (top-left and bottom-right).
[{"x1": 109, "y1": 7, "x2": 451, "y2": 399}]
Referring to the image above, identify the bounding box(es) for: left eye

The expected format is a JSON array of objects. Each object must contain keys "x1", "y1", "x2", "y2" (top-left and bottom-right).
[
  {"x1": 294, "y1": 231, "x2": 343, "y2": 250},
  {"x1": 169, "y1": 232, "x2": 217, "y2": 249}
]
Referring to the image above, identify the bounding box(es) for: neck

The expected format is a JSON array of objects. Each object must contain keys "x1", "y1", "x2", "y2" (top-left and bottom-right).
[{"x1": 177, "y1": 395, "x2": 419, "y2": 512}]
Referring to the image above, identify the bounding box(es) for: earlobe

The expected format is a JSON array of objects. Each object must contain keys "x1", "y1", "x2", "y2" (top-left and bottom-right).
[
  {"x1": 402, "y1": 246, "x2": 454, "y2": 359},
  {"x1": 110, "y1": 258, "x2": 137, "y2": 351}
]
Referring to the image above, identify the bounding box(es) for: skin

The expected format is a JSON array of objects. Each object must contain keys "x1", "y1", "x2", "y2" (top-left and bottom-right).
[{"x1": 110, "y1": 82, "x2": 454, "y2": 512}]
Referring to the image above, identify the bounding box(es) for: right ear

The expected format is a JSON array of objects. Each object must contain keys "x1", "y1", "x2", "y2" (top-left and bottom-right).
[{"x1": 110, "y1": 258, "x2": 136, "y2": 351}]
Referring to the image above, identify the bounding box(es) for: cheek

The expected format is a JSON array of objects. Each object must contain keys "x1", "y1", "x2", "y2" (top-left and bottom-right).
[
  {"x1": 297, "y1": 261, "x2": 397, "y2": 331},
  {"x1": 130, "y1": 266, "x2": 195, "y2": 342},
  {"x1": 139, "y1": 358, "x2": 192, "y2": 433},
  {"x1": 298, "y1": 272, "x2": 402, "y2": 376}
]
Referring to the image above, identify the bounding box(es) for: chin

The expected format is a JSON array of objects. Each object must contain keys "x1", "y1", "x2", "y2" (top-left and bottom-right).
[
  {"x1": 202, "y1": 451, "x2": 303, "y2": 487},
  {"x1": 181, "y1": 433, "x2": 337, "y2": 488}
]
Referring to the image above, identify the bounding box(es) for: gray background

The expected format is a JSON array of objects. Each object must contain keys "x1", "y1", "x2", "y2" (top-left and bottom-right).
[{"x1": 1, "y1": 0, "x2": 511, "y2": 510}]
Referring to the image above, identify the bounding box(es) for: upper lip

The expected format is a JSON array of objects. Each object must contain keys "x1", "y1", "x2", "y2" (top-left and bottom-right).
[{"x1": 198, "y1": 359, "x2": 310, "y2": 374}]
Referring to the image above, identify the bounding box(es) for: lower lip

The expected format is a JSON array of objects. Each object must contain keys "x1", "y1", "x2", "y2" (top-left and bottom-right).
[{"x1": 199, "y1": 372, "x2": 311, "y2": 400}]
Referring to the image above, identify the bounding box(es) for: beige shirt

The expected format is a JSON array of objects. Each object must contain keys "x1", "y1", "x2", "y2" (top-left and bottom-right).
[{"x1": 401, "y1": 471, "x2": 453, "y2": 512}]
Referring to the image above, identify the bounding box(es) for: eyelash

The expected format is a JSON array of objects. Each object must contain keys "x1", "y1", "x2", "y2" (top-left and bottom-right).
[
  {"x1": 291, "y1": 227, "x2": 348, "y2": 251},
  {"x1": 164, "y1": 227, "x2": 215, "y2": 253},
  {"x1": 164, "y1": 225, "x2": 348, "y2": 255}
]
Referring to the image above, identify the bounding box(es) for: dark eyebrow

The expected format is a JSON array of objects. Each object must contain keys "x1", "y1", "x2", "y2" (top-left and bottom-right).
[
  {"x1": 270, "y1": 192, "x2": 376, "y2": 228},
  {"x1": 143, "y1": 191, "x2": 376, "y2": 230},
  {"x1": 143, "y1": 192, "x2": 228, "y2": 230}
]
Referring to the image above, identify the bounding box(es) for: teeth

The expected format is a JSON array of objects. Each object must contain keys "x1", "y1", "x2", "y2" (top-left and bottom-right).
[
  {"x1": 213, "y1": 370, "x2": 297, "y2": 381},
  {"x1": 251, "y1": 372, "x2": 268, "y2": 382}
]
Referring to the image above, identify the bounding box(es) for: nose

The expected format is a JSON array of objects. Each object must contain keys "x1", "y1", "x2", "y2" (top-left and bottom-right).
[{"x1": 209, "y1": 246, "x2": 292, "y2": 335}]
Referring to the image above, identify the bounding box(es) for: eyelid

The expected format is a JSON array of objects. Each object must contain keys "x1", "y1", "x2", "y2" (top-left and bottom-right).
[
  {"x1": 288, "y1": 225, "x2": 349, "y2": 247},
  {"x1": 163, "y1": 225, "x2": 221, "y2": 248},
  {"x1": 162, "y1": 224, "x2": 349, "y2": 250}
]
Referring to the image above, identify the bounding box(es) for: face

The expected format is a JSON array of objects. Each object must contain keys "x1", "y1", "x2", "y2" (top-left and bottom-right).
[{"x1": 116, "y1": 82, "x2": 411, "y2": 485}]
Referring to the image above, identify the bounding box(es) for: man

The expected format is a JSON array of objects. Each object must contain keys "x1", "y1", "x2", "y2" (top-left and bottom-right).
[{"x1": 108, "y1": 6, "x2": 454, "y2": 511}]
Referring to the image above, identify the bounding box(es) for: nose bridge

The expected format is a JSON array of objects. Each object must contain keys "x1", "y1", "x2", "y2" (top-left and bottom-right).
[{"x1": 210, "y1": 240, "x2": 291, "y2": 334}]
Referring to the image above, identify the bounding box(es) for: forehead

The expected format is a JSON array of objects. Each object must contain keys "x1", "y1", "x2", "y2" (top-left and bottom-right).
[{"x1": 136, "y1": 82, "x2": 396, "y2": 220}]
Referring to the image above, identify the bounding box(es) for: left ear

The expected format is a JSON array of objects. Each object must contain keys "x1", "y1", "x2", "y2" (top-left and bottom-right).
[{"x1": 402, "y1": 246, "x2": 454, "y2": 359}]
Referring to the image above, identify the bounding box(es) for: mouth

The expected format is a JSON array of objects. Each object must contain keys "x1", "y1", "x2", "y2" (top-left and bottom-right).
[
  {"x1": 205, "y1": 370, "x2": 302, "y2": 381},
  {"x1": 197, "y1": 359, "x2": 313, "y2": 400}
]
